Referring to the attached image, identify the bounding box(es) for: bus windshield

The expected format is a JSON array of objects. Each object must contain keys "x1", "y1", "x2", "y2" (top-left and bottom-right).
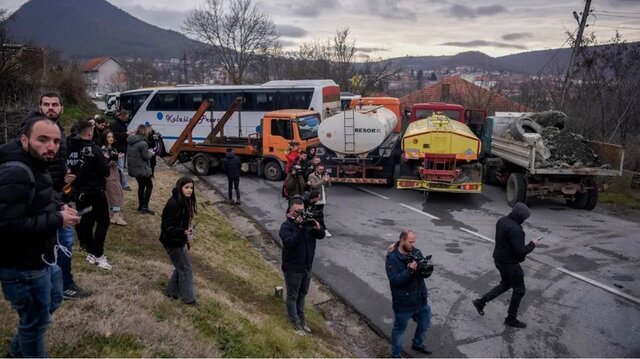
[{"x1": 297, "y1": 115, "x2": 320, "y2": 140}]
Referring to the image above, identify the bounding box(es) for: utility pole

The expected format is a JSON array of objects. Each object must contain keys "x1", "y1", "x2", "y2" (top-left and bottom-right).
[
  {"x1": 560, "y1": 0, "x2": 592, "y2": 110},
  {"x1": 182, "y1": 52, "x2": 188, "y2": 84}
]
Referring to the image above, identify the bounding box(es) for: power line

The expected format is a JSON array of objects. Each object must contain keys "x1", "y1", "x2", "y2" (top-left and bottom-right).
[
  {"x1": 592, "y1": 13, "x2": 640, "y2": 19},
  {"x1": 592, "y1": 9, "x2": 640, "y2": 15},
  {"x1": 535, "y1": 30, "x2": 576, "y2": 76},
  {"x1": 591, "y1": 24, "x2": 640, "y2": 31}
]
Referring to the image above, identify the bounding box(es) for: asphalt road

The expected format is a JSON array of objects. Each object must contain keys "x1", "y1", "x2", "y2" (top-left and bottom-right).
[{"x1": 199, "y1": 171, "x2": 640, "y2": 357}]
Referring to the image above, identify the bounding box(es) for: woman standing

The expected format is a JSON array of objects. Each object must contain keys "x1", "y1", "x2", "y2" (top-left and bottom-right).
[
  {"x1": 102, "y1": 130, "x2": 126, "y2": 226},
  {"x1": 160, "y1": 176, "x2": 197, "y2": 305},
  {"x1": 127, "y1": 125, "x2": 155, "y2": 214}
]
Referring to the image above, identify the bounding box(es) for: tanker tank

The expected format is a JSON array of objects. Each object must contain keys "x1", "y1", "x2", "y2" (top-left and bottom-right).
[{"x1": 318, "y1": 106, "x2": 398, "y2": 155}]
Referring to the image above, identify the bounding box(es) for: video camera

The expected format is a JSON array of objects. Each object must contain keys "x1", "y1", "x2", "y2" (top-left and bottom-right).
[
  {"x1": 406, "y1": 253, "x2": 434, "y2": 278},
  {"x1": 295, "y1": 208, "x2": 319, "y2": 229}
]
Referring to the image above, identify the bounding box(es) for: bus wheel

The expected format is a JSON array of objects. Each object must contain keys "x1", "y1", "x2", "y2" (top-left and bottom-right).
[
  {"x1": 506, "y1": 172, "x2": 526, "y2": 206},
  {"x1": 263, "y1": 161, "x2": 283, "y2": 181},
  {"x1": 193, "y1": 155, "x2": 211, "y2": 176}
]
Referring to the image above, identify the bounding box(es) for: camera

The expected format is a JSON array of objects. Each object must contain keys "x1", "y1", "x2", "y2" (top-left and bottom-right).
[
  {"x1": 295, "y1": 208, "x2": 318, "y2": 228},
  {"x1": 406, "y1": 253, "x2": 434, "y2": 278}
]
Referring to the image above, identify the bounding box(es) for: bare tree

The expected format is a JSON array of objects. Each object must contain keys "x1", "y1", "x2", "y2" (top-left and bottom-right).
[
  {"x1": 352, "y1": 57, "x2": 399, "y2": 96},
  {"x1": 184, "y1": 0, "x2": 279, "y2": 84}
]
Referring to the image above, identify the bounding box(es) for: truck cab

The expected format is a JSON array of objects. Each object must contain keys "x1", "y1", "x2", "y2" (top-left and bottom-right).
[{"x1": 410, "y1": 103, "x2": 486, "y2": 141}]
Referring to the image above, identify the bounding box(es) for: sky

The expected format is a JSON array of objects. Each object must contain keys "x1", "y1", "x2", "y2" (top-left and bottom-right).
[{"x1": 4, "y1": 0, "x2": 640, "y2": 59}]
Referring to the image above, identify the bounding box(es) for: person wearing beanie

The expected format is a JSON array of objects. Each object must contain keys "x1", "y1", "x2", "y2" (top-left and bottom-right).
[{"x1": 471, "y1": 202, "x2": 541, "y2": 328}]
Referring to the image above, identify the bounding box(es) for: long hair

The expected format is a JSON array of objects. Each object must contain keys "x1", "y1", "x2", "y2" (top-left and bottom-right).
[
  {"x1": 135, "y1": 124, "x2": 147, "y2": 136},
  {"x1": 174, "y1": 176, "x2": 197, "y2": 215},
  {"x1": 102, "y1": 130, "x2": 115, "y2": 146}
]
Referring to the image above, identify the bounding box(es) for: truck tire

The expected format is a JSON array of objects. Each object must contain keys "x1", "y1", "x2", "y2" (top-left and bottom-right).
[
  {"x1": 584, "y1": 179, "x2": 598, "y2": 211},
  {"x1": 509, "y1": 118, "x2": 543, "y2": 141},
  {"x1": 193, "y1": 155, "x2": 210, "y2": 176},
  {"x1": 482, "y1": 164, "x2": 498, "y2": 185},
  {"x1": 263, "y1": 161, "x2": 283, "y2": 181},
  {"x1": 567, "y1": 192, "x2": 588, "y2": 209},
  {"x1": 506, "y1": 172, "x2": 526, "y2": 207},
  {"x1": 399, "y1": 161, "x2": 418, "y2": 179}
]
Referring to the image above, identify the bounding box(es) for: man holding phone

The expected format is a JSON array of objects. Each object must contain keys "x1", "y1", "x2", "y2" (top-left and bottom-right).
[{"x1": 472, "y1": 202, "x2": 541, "y2": 328}]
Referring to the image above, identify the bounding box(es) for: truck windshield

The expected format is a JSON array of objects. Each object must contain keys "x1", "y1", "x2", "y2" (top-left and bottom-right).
[
  {"x1": 297, "y1": 115, "x2": 320, "y2": 140},
  {"x1": 416, "y1": 109, "x2": 461, "y2": 121}
]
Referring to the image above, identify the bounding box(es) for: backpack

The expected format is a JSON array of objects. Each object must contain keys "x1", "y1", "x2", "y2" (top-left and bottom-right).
[{"x1": 0, "y1": 161, "x2": 36, "y2": 206}]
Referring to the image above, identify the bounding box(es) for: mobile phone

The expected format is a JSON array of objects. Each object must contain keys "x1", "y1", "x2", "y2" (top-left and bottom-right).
[
  {"x1": 190, "y1": 222, "x2": 198, "y2": 231},
  {"x1": 534, "y1": 236, "x2": 543, "y2": 241},
  {"x1": 77, "y1": 206, "x2": 93, "y2": 216}
]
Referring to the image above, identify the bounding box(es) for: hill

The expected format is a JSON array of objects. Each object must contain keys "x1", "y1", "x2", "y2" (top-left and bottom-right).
[{"x1": 5, "y1": 0, "x2": 199, "y2": 59}]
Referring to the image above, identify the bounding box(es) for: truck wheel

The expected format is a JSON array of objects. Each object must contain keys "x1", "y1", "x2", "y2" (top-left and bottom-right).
[
  {"x1": 399, "y1": 161, "x2": 418, "y2": 179},
  {"x1": 506, "y1": 172, "x2": 526, "y2": 206},
  {"x1": 263, "y1": 161, "x2": 283, "y2": 181},
  {"x1": 567, "y1": 192, "x2": 588, "y2": 209},
  {"x1": 509, "y1": 118, "x2": 543, "y2": 141},
  {"x1": 193, "y1": 156, "x2": 210, "y2": 176},
  {"x1": 482, "y1": 164, "x2": 498, "y2": 185},
  {"x1": 584, "y1": 179, "x2": 598, "y2": 210}
]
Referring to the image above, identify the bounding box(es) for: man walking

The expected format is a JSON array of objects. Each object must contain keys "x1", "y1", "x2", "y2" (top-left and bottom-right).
[
  {"x1": 472, "y1": 202, "x2": 540, "y2": 328},
  {"x1": 224, "y1": 148, "x2": 241, "y2": 204},
  {"x1": 0, "y1": 116, "x2": 81, "y2": 357},
  {"x1": 386, "y1": 230, "x2": 432, "y2": 357},
  {"x1": 279, "y1": 197, "x2": 325, "y2": 336},
  {"x1": 110, "y1": 110, "x2": 131, "y2": 190}
]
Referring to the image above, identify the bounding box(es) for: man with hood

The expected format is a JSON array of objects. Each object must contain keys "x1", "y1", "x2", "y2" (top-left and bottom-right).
[
  {"x1": 224, "y1": 148, "x2": 241, "y2": 204},
  {"x1": 67, "y1": 119, "x2": 112, "y2": 270},
  {"x1": 472, "y1": 202, "x2": 540, "y2": 328}
]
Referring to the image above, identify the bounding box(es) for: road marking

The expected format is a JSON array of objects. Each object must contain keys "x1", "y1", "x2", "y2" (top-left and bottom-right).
[
  {"x1": 460, "y1": 228, "x2": 640, "y2": 306},
  {"x1": 398, "y1": 203, "x2": 440, "y2": 220},
  {"x1": 356, "y1": 187, "x2": 390, "y2": 200},
  {"x1": 460, "y1": 228, "x2": 495, "y2": 243}
]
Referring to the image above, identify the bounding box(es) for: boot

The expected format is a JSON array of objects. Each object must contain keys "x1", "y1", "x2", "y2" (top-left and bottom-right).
[{"x1": 113, "y1": 212, "x2": 127, "y2": 226}]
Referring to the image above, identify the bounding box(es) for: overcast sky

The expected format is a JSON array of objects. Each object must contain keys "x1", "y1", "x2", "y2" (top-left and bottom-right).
[{"x1": 5, "y1": 0, "x2": 640, "y2": 58}]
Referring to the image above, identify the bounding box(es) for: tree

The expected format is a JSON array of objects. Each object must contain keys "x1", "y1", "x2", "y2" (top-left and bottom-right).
[{"x1": 184, "y1": 0, "x2": 279, "y2": 84}]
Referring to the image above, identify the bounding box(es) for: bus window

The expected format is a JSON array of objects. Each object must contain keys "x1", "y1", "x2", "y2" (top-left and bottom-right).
[
  {"x1": 244, "y1": 91, "x2": 276, "y2": 111},
  {"x1": 180, "y1": 92, "x2": 208, "y2": 111},
  {"x1": 297, "y1": 115, "x2": 319, "y2": 140},
  {"x1": 271, "y1": 119, "x2": 292, "y2": 140},
  {"x1": 120, "y1": 91, "x2": 151, "y2": 118},
  {"x1": 147, "y1": 92, "x2": 180, "y2": 111},
  {"x1": 278, "y1": 90, "x2": 313, "y2": 109},
  {"x1": 213, "y1": 92, "x2": 242, "y2": 111}
]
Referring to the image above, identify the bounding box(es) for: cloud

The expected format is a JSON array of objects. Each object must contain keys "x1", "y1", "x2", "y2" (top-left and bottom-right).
[
  {"x1": 122, "y1": 5, "x2": 188, "y2": 31},
  {"x1": 501, "y1": 32, "x2": 533, "y2": 41},
  {"x1": 356, "y1": 47, "x2": 390, "y2": 53},
  {"x1": 366, "y1": 0, "x2": 418, "y2": 20},
  {"x1": 440, "y1": 40, "x2": 527, "y2": 50},
  {"x1": 290, "y1": 0, "x2": 339, "y2": 17},
  {"x1": 276, "y1": 24, "x2": 308, "y2": 38},
  {"x1": 278, "y1": 39, "x2": 299, "y2": 47},
  {"x1": 448, "y1": 4, "x2": 507, "y2": 19}
]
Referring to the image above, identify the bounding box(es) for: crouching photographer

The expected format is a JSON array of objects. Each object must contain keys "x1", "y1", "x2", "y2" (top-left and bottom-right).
[
  {"x1": 279, "y1": 197, "x2": 325, "y2": 335},
  {"x1": 385, "y1": 230, "x2": 433, "y2": 357}
]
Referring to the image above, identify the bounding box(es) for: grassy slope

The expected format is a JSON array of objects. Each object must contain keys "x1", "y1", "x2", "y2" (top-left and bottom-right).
[{"x1": 0, "y1": 166, "x2": 350, "y2": 357}]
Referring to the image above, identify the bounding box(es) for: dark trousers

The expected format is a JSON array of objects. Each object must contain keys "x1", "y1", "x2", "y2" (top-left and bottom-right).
[
  {"x1": 135, "y1": 176, "x2": 153, "y2": 210},
  {"x1": 228, "y1": 177, "x2": 240, "y2": 201},
  {"x1": 314, "y1": 204, "x2": 326, "y2": 230},
  {"x1": 481, "y1": 261, "x2": 526, "y2": 318},
  {"x1": 75, "y1": 191, "x2": 110, "y2": 258},
  {"x1": 283, "y1": 270, "x2": 311, "y2": 325},
  {"x1": 164, "y1": 245, "x2": 195, "y2": 304}
]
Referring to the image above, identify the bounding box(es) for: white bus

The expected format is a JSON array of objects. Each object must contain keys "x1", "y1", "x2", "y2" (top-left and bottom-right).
[{"x1": 118, "y1": 80, "x2": 341, "y2": 153}]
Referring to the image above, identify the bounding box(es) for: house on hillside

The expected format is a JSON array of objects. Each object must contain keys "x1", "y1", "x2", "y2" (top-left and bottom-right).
[
  {"x1": 399, "y1": 76, "x2": 528, "y2": 115},
  {"x1": 82, "y1": 56, "x2": 128, "y2": 99}
]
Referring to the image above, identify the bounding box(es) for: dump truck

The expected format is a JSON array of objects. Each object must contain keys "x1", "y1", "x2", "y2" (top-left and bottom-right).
[
  {"x1": 481, "y1": 113, "x2": 625, "y2": 209},
  {"x1": 167, "y1": 98, "x2": 320, "y2": 181},
  {"x1": 396, "y1": 103, "x2": 484, "y2": 195},
  {"x1": 307, "y1": 97, "x2": 403, "y2": 185}
]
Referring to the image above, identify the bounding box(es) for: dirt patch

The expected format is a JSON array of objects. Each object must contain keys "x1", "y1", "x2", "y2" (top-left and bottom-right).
[{"x1": 537, "y1": 127, "x2": 607, "y2": 169}]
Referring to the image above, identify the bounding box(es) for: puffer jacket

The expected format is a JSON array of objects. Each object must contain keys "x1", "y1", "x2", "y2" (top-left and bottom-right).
[
  {"x1": 386, "y1": 242, "x2": 429, "y2": 312},
  {"x1": 0, "y1": 140, "x2": 63, "y2": 270},
  {"x1": 126, "y1": 135, "x2": 152, "y2": 178},
  {"x1": 493, "y1": 202, "x2": 536, "y2": 263},
  {"x1": 279, "y1": 216, "x2": 325, "y2": 272},
  {"x1": 66, "y1": 136, "x2": 109, "y2": 194}
]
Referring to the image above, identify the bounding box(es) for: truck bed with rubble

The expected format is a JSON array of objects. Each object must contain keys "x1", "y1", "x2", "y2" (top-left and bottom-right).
[{"x1": 482, "y1": 111, "x2": 624, "y2": 210}]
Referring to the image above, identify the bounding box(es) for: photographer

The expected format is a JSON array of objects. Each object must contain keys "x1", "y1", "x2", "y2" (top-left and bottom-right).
[
  {"x1": 386, "y1": 230, "x2": 432, "y2": 357},
  {"x1": 279, "y1": 197, "x2": 325, "y2": 336},
  {"x1": 307, "y1": 163, "x2": 331, "y2": 238},
  {"x1": 283, "y1": 164, "x2": 306, "y2": 200}
]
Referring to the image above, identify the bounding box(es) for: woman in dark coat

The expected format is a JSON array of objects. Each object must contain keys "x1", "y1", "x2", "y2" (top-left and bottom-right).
[
  {"x1": 127, "y1": 125, "x2": 154, "y2": 214},
  {"x1": 159, "y1": 176, "x2": 198, "y2": 305}
]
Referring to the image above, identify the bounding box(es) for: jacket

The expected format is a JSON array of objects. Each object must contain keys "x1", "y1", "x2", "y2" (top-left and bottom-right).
[
  {"x1": 0, "y1": 140, "x2": 63, "y2": 270},
  {"x1": 225, "y1": 152, "x2": 241, "y2": 179},
  {"x1": 284, "y1": 172, "x2": 306, "y2": 199},
  {"x1": 386, "y1": 242, "x2": 429, "y2": 312},
  {"x1": 279, "y1": 217, "x2": 325, "y2": 272},
  {"x1": 285, "y1": 150, "x2": 299, "y2": 174},
  {"x1": 102, "y1": 146, "x2": 124, "y2": 208},
  {"x1": 493, "y1": 203, "x2": 536, "y2": 263},
  {"x1": 126, "y1": 135, "x2": 152, "y2": 178},
  {"x1": 110, "y1": 119, "x2": 129, "y2": 153},
  {"x1": 159, "y1": 187, "x2": 193, "y2": 248},
  {"x1": 308, "y1": 171, "x2": 330, "y2": 204},
  {"x1": 66, "y1": 136, "x2": 109, "y2": 194}
]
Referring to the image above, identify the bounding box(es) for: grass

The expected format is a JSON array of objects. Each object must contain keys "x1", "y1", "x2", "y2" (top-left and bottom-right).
[
  {"x1": 59, "y1": 102, "x2": 101, "y2": 132},
  {"x1": 0, "y1": 165, "x2": 350, "y2": 357},
  {"x1": 599, "y1": 190, "x2": 640, "y2": 210}
]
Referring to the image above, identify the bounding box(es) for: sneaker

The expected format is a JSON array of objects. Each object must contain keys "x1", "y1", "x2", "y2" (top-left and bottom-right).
[
  {"x1": 112, "y1": 213, "x2": 127, "y2": 226},
  {"x1": 324, "y1": 229, "x2": 332, "y2": 238},
  {"x1": 504, "y1": 317, "x2": 527, "y2": 328},
  {"x1": 301, "y1": 324, "x2": 311, "y2": 334},
  {"x1": 411, "y1": 344, "x2": 433, "y2": 355},
  {"x1": 236, "y1": 199, "x2": 241, "y2": 205},
  {"x1": 63, "y1": 284, "x2": 92, "y2": 300},
  {"x1": 472, "y1": 299, "x2": 485, "y2": 316},
  {"x1": 141, "y1": 208, "x2": 155, "y2": 215},
  {"x1": 292, "y1": 324, "x2": 307, "y2": 336},
  {"x1": 86, "y1": 254, "x2": 96, "y2": 264},
  {"x1": 95, "y1": 256, "x2": 112, "y2": 270}
]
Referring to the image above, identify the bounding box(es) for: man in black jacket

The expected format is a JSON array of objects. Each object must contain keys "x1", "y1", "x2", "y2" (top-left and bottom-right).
[
  {"x1": 224, "y1": 148, "x2": 241, "y2": 204},
  {"x1": 0, "y1": 117, "x2": 81, "y2": 357},
  {"x1": 279, "y1": 197, "x2": 325, "y2": 336},
  {"x1": 67, "y1": 120, "x2": 112, "y2": 271},
  {"x1": 110, "y1": 110, "x2": 131, "y2": 190},
  {"x1": 472, "y1": 202, "x2": 540, "y2": 328}
]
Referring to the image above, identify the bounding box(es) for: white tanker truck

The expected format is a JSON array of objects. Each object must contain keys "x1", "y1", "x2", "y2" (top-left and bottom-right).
[{"x1": 308, "y1": 97, "x2": 403, "y2": 185}]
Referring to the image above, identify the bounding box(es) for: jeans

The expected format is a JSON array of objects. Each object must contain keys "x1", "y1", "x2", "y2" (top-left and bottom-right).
[
  {"x1": 481, "y1": 261, "x2": 526, "y2": 318},
  {"x1": 76, "y1": 191, "x2": 111, "y2": 258},
  {"x1": 56, "y1": 226, "x2": 75, "y2": 290},
  {"x1": 391, "y1": 303, "x2": 431, "y2": 357},
  {"x1": 0, "y1": 265, "x2": 63, "y2": 357},
  {"x1": 135, "y1": 176, "x2": 153, "y2": 210},
  {"x1": 117, "y1": 155, "x2": 128, "y2": 188},
  {"x1": 227, "y1": 177, "x2": 240, "y2": 201},
  {"x1": 283, "y1": 270, "x2": 311, "y2": 326},
  {"x1": 164, "y1": 245, "x2": 195, "y2": 303}
]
